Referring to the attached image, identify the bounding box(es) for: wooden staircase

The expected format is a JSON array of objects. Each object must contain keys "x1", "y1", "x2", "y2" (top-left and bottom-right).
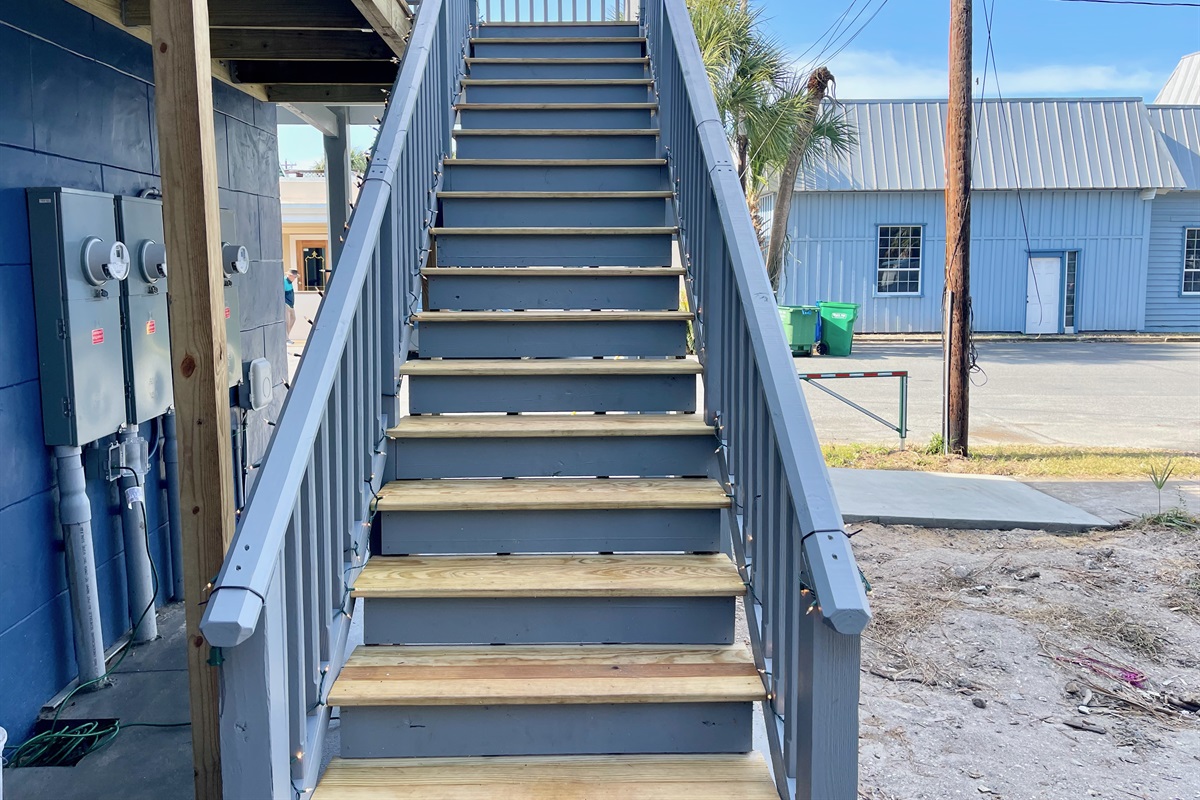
[{"x1": 314, "y1": 20, "x2": 777, "y2": 798}]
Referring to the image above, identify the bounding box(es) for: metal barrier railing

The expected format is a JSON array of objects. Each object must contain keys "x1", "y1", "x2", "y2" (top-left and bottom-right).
[
  {"x1": 478, "y1": 0, "x2": 638, "y2": 22},
  {"x1": 644, "y1": 1, "x2": 871, "y2": 797},
  {"x1": 800, "y1": 370, "x2": 910, "y2": 448},
  {"x1": 197, "y1": 0, "x2": 471, "y2": 795}
]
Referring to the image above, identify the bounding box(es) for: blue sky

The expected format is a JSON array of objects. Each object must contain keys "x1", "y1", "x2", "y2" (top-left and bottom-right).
[{"x1": 278, "y1": 0, "x2": 1200, "y2": 166}]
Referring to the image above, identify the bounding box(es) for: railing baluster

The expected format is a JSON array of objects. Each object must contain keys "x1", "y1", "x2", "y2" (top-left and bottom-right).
[
  {"x1": 314, "y1": 421, "x2": 333, "y2": 663},
  {"x1": 283, "y1": 507, "x2": 306, "y2": 781},
  {"x1": 300, "y1": 460, "x2": 321, "y2": 704}
]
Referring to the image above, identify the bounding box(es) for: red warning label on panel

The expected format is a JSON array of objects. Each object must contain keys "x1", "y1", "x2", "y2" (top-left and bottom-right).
[
  {"x1": 225, "y1": 307, "x2": 231, "y2": 319},
  {"x1": 146, "y1": 320, "x2": 157, "y2": 335},
  {"x1": 91, "y1": 328, "x2": 104, "y2": 345}
]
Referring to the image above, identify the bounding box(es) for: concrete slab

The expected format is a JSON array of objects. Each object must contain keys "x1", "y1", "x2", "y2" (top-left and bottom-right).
[
  {"x1": 830, "y1": 468, "x2": 1112, "y2": 532},
  {"x1": 1023, "y1": 477, "x2": 1200, "y2": 525}
]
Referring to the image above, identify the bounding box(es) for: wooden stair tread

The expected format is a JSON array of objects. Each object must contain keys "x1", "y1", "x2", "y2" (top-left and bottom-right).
[
  {"x1": 444, "y1": 158, "x2": 665, "y2": 165},
  {"x1": 437, "y1": 190, "x2": 672, "y2": 198},
  {"x1": 398, "y1": 358, "x2": 702, "y2": 376},
  {"x1": 353, "y1": 554, "x2": 745, "y2": 599},
  {"x1": 455, "y1": 103, "x2": 658, "y2": 110},
  {"x1": 430, "y1": 227, "x2": 676, "y2": 235},
  {"x1": 314, "y1": 753, "x2": 779, "y2": 799},
  {"x1": 374, "y1": 477, "x2": 729, "y2": 512},
  {"x1": 421, "y1": 266, "x2": 683, "y2": 276},
  {"x1": 388, "y1": 412, "x2": 711, "y2": 439},
  {"x1": 462, "y1": 78, "x2": 653, "y2": 85},
  {"x1": 453, "y1": 128, "x2": 659, "y2": 136},
  {"x1": 466, "y1": 57, "x2": 650, "y2": 63},
  {"x1": 414, "y1": 310, "x2": 691, "y2": 322},
  {"x1": 471, "y1": 37, "x2": 647, "y2": 43},
  {"x1": 328, "y1": 644, "x2": 763, "y2": 706}
]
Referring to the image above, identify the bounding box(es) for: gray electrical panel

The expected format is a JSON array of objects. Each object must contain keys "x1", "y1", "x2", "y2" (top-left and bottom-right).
[
  {"x1": 27, "y1": 188, "x2": 130, "y2": 447},
  {"x1": 115, "y1": 196, "x2": 173, "y2": 424},
  {"x1": 219, "y1": 209, "x2": 247, "y2": 389}
]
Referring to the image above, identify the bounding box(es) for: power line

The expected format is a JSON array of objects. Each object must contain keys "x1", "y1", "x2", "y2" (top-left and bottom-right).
[{"x1": 1053, "y1": 0, "x2": 1200, "y2": 6}]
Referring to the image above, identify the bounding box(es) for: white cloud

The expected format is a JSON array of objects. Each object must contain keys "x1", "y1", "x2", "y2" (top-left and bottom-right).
[{"x1": 805, "y1": 50, "x2": 1167, "y2": 100}]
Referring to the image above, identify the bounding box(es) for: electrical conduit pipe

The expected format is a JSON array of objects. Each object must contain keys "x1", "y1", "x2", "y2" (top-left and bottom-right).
[
  {"x1": 163, "y1": 410, "x2": 185, "y2": 601},
  {"x1": 117, "y1": 426, "x2": 157, "y2": 642},
  {"x1": 53, "y1": 446, "x2": 107, "y2": 689}
]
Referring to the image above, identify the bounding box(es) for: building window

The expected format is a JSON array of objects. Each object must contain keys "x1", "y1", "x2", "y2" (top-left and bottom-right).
[
  {"x1": 1064, "y1": 251, "x2": 1078, "y2": 332},
  {"x1": 1185, "y1": 229, "x2": 1200, "y2": 295},
  {"x1": 877, "y1": 225, "x2": 922, "y2": 295}
]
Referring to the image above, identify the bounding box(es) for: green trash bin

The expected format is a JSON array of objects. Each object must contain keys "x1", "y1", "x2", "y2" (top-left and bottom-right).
[
  {"x1": 777, "y1": 305, "x2": 820, "y2": 356},
  {"x1": 818, "y1": 301, "x2": 860, "y2": 356}
]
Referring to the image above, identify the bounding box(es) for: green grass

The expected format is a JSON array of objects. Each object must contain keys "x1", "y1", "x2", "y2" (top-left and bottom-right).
[{"x1": 822, "y1": 442, "x2": 1200, "y2": 479}]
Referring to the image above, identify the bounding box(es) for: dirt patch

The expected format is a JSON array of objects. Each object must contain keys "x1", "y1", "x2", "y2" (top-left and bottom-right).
[{"x1": 854, "y1": 521, "x2": 1200, "y2": 800}]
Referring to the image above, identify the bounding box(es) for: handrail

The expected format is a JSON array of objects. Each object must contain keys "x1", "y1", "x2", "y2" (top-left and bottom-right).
[
  {"x1": 197, "y1": 0, "x2": 471, "y2": 795},
  {"x1": 479, "y1": 0, "x2": 639, "y2": 22},
  {"x1": 644, "y1": 1, "x2": 871, "y2": 797}
]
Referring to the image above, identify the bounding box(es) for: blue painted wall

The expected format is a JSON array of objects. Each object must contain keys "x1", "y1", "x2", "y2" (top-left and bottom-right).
[
  {"x1": 1146, "y1": 193, "x2": 1200, "y2": 331},
  {"x1": 0, "y1": 2, "x2": 285, "y2": 743},
  {"x1": 771, "y1": 190, "x2": 1155, "y2": 333}
]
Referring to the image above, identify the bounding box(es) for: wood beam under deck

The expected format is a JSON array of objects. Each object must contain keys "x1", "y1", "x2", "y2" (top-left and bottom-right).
[{"x1": 210, "y1": 29, "x2": 397, "y2": 61}]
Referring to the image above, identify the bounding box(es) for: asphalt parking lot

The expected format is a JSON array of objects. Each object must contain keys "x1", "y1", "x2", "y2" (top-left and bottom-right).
[{"x1": 794, "y1": 341, "x2": 1200, "y2": 450}]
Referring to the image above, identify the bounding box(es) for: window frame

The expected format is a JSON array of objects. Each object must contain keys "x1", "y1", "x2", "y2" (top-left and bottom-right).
[
  {"x1": 874, "y1": 224, "x2": 924, "y2": 297},
  {"x1": 1183, "y1": 227, "x2": 1200, "y2": 297}
]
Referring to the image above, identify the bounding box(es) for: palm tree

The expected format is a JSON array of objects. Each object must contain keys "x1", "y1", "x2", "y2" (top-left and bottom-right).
[{"x1": 688, "y1": 0, "x2": 855, "y2": 291}]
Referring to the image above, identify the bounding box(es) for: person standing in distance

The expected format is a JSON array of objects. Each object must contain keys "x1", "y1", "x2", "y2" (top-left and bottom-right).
[{"x1": 284, "y1": 268, "x2": 299, "y2": 344}]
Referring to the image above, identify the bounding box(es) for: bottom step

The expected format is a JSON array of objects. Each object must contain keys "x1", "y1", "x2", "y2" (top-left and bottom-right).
[{"x1": 315, "y1": 753, "x2": 779, "y2": 799}]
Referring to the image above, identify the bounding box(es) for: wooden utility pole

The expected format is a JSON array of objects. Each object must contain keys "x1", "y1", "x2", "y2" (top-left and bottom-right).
[
  {"x1": 944, "y1": 0, "x2": 972, "y2": 456},
  {"x1": 149, "y1": 1, "x2": 238, "y2": 797}
]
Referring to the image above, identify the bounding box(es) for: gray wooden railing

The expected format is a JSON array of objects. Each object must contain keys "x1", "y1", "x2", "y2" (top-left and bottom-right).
[
  {"x1": 645, "y1": 1, "x2": 872, "y2": 797},
  {"x1": 479, "y1": 0, "x2": 638, "y2": 21},
  {"x1": 197, "y1": 0, "x2": 471, "y2": 795}
]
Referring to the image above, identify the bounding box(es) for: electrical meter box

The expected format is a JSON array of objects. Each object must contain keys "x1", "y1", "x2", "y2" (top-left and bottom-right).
[
  {"x1": 115, "y1": 196, "x2": 173, "y2": 424},
  {"x1": 219, "y1": 208, "x2": 246, "y2": 389},
  {"x1": 27, "y1": 187, "x2": 130, "y2": 447}
]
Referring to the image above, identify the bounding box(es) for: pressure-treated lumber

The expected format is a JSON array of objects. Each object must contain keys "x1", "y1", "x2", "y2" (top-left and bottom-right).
[
  {"x1": 453, "y1": 128, "x2": 659, "y2": 136},
  {"x1": 353, "y1": 554, "x2": 746, "y2": 598},
  {"x1": 125, "y1": 0, "x2": 370, "y2": 28},
  {"x1": 374, "y1": 477, "x2": 730, "y2": 512},
  {"x1": 267, "y1": 85, "x2": 392, "y2": 103},
  {"x1": 148, "y1": 1, "x2": 236, "y2": 796},
  {"x1": 328, "y1": 644, "x2": 764, "y2": 706},
  {"x1": 209, "y1": 29, "x2": 394, "y2": 61},
  {"x1": 314, "y1": 753, "x2": 780, "y2": 799},
  {"x1": 471, "y1": 37, "x2": 647, "y2": 44},
  {"x1": 444, "y1": 158, "x2": 665, "y2": 165},
  {"x1": 414, "y1": 310, "x2": 691, "y2": 322},
  {"x1": 420, "y1": 266, "x2": 684, "y2": 276},
  {"x1": 348, "y1": 0, "x2": 413, "y2": 57},
  {"x1": 399, "y1": 358, "x2": 702, "y2": 376},
  {"x1": 437, "y1": 190, "x2": 672, "y2": 198},
  {"x1": 388, "y1": 412, "x2": 711, "y2": 439},
  {"x1": 430, "y1": 227, "x2": 676, "y2": 235}
]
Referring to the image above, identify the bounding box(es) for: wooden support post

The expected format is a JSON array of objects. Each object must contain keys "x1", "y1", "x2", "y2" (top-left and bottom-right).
[
  {"x1": 149, "y1": 1, "x2": 237, "y2": 797},
  {"x1": 325, "y1": 108, "x2": 353, "y2": 268},
  {"x1": 944, "y1": 0, "x2": 972, "y2": 456}
]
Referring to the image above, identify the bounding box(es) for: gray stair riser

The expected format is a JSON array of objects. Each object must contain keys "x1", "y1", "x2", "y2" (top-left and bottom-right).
[
  {"x1": 426, "y1": 271, "x2": 679, "y2": 310},
  {"x1": 464, "y1": 84, "x2": 652, "y2": 103},
  {"x1": 458, "y1": 107, "x2": 653, "y2": 130},
  {"x1": 455, "y1": 134, "x2": 657, "y2": 159},
  {"x1": 468, "y1": 62, "x2": 648, "y2": 80},
  {"x1": 389, "y1": 434, "x2": 715, "y2": 479},
  {"x1": 440, "y1": 196, "x2": 668, "y2": 227},
  {"x1": 419, "y1": 319, "x2": 686, "y2": 358},
  {"x1": 378, "y1": 507, "x2": 721, "y2": 554},
  {"x1": 442, "y1": 163, "x2": 666, "y2": 192},
  {"x1": 339, "y1": 702, "x2": 753, "y2": 759},
  {"x1": 362, "y1": 596, "x2": 734, "y2": 645},
  {"x1": 407, "y1": 372, "x2": 697, "y2": 413},
  {"x1": 434, "y1": 232, "x2": 672, "y2": 267},
  {"x1": 475, "y1": 24, "x2": 642, "y2": 38},
  {"x1": 472, "y1": 41, "x2": 645, "y2": 59}
]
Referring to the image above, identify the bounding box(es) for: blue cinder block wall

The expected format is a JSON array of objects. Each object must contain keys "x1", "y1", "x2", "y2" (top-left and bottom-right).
[{"x1": 0, "y1": 1, "x2": 286, "y2": 742}]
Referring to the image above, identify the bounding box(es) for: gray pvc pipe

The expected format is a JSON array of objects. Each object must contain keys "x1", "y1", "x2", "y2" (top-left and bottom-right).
[
  {"x1": 53, "y1": 445, "x2": 107, "y2": 690},
  {"x1": 117, "y1": 427, "x2": 157, "y2": 643},
  {"x1": 163, "y1": 410, "x2": 185, "y2": 601}
]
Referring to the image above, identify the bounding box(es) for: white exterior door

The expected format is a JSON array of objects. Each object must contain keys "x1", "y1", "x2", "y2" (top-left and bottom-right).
[{"x1": 1025, "y1": 257, "x2": 1061, "y2": 334}]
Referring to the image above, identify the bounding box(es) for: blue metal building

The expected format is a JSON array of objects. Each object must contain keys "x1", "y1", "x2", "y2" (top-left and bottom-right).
[{"x1": 763, "y1": 64, "x2": 1200, "y2": 334}]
